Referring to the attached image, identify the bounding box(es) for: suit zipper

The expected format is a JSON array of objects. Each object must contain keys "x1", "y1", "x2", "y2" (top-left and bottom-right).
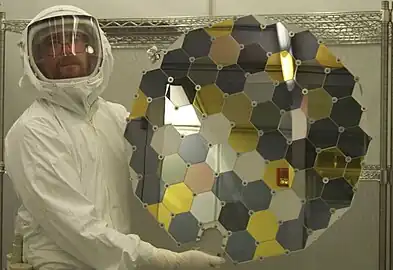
[
  {"x1": 88, "y1": 115, "x2": 97, "y2": 133},
  {"x1": 87, "y1": 113, "x2": 113, "y2": 224}
]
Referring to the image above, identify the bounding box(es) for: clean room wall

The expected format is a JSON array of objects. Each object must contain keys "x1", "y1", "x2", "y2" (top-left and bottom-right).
[{"x1": 1, "y1": 0, "x2": 381, "y2": 269}]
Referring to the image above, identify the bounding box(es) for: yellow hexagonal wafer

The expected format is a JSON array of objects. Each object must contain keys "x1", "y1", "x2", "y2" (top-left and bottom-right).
[
  {"x1": 301, "y1": 88, "x2": 333, "y2": 121},
  {"x1": 315, "y1": 44, "x2": 344, "y2": 68},
  {"x1": 228, "y1": 122, "x2": 259, "y2": 153},
  {"x1": 128, "y1": 89, "x2": 148, "y2": 120},
  {"x1": 162, "y1": 182, "x2": 194, "y2": 215},
  {"x1": 247, "y1": 210, "x2": 279, "y2": 243},
  {"x1": 265, "y1": 51, "x2": 295, "y2": 82},
  {"x1": 253, "y1": 240, "x2": 286, "y2": 259},
  {"x1": 193, "y1": 84, "x2": 225, "y2": 116},
  {"x1": 147, "y1": 203, "x2": 172, "y2": 231},
  {"x1": 315, "y1": 147, "x2": 346, "y2": 180},
  {"x1": 344, "y1": 156, "x2": 364, "y2": 187},
  {"x1": 205, "y1": 19, "x2": 234, "y2": 38}
]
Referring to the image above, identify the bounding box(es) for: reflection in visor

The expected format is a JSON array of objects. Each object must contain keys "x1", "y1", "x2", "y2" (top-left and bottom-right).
[
  {"x1": 27, "y1": 15, "x2": 103, "y2": 80},
  {"x1": 41, "y1": 31, "x2": 93, "y2": 56}
]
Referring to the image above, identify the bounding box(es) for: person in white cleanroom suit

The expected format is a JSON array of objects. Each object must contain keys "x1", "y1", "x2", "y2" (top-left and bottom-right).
[{"x1": 4, "y1": 5, "x2": 225, "y2": 270}]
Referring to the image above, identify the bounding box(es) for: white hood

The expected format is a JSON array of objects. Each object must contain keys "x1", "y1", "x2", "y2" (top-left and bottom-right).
[{"x1": 18, "y1": 5, "x2": 114, "y2": 118}]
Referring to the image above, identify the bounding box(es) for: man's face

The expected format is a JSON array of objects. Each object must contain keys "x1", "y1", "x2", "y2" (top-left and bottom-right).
[{"x1": 37, "y1": 31, "x2": 89, "y2": 80}]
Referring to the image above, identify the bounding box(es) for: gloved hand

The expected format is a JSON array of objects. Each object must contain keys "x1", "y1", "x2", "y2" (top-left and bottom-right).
[
  {"x1": 138, "y1": 242, "x2": 225, "y2": 269},
  {"x1": 156, "y1": 248, "x2": 225, "y2": 269}
]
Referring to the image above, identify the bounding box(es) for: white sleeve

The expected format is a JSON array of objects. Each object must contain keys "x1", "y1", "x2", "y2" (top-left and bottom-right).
[
  {"x1": 4, "y1": 118, "x2": 156, "y2": 270},
  {"x1": 105, "y1": 101, "x2": 140, "y2": 188}
]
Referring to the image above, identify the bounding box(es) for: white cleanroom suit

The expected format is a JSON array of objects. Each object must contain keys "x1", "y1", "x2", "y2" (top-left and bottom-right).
[{"x1": 5, "y1": 5, "x2": 225, "y2": 270}]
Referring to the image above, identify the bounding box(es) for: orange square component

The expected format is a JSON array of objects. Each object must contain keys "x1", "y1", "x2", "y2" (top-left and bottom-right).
[{"x1": 276, "y1": 168, "x2": 290, "y2": 187}]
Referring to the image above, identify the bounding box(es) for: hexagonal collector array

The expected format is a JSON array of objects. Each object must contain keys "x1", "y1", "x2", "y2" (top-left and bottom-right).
[{"x1": 124, "y1": 15, "x2": 371, "y2": 264}]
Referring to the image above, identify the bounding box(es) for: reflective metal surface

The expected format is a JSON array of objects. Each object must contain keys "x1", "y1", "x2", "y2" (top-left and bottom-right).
[
  {"x1": 243, "y1": 72, "x2": 275, "y2": 103},
  {"x1": 206, "y1": 144, "x2": 237, "y2": 173},
  {"x1": 234, "y1": 150, "x2": 266, "y2": 183},
  {"x1": 125, "y1": 15, "x2": 372, "y2": 263},
  {"x1": 200, "y1": 113, "x2": 231, "y2": 144},
  {"x1": 190, "y1": 191, "x2": 222, "y2": 223},
  {"x1": 241, "y1": 180, "x2": 272, "y2": 211},
  {"x1": 238, "y1": 43, "x2": 268, "y2": 74},
  {"x1": 276, "y1": 207, "x2": 308, "y2": 252},
  {"x1": 178, "y1": 133, "x2": 209, "y2": 164},
  {"x1": 257, "y1": 130, "x2": 289, "y2": 161},
  {"x1": 188, "y1": 57, "x2": 218, "y2": 86},
  {"x1": 269, "y1": 189, "x2": 303, "y2": 221},
  {"x1": 225, "y1": 230, "x2": 257, "y2": 263},
  {"x1": 139, "y1": 69, "x2": 168, "y2": 99},
  {"x1": 151, "y1": 125, "x2": 181, "y2": 156},
  {"x1": 292, "y1": 168, "x2": 325, "y2": 200},
  {"x1": 162, "y1": 154, "x2": 187, "y2": 185},
  {"x1": 308, "y1": 118, "x2": 339, "y2": 149},
  {"x1": 338, "y1": 126, "x2": 372, "y2": 158},
  {"x1": 213, "y1": 171, "x2": 243, "y2": 202},
  {"x1": 161, "y1": 48, "x2": 190, "y2": 79},
  {"x1": 323, "y1": 67, "x2": 355, "y2": 98},
  {"x1": 209, "y1": 35, "x2": 241, "y2": 66},
  {"x1": 330, "y1": 96, "x2": 362, "y2": 128},
  {"x1": 166, "y1": 77, "x2": 197, "y2": 108},
  {"x1": 184, "y1": 162, "x2": 215, "y2": 194},
  {"x1": 219, "y1": 201, "x2": 250, "y2": 232},
  {"x1": 168, "y1": 212, "x2": 201, "y2": 244},
  {"x1": 216, "y1": 64, "x2": 246, "y2": 94},
  {"x1": 182, "y1": 28, "x2": 212, "y2": 58}
]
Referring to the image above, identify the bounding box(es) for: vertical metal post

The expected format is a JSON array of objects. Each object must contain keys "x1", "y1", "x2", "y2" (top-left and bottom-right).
[
  {"x1": 208, "y1": 0, "x2": 214, "y2": 16},
  {"x1": 381, "y1": 1, "x2": 390, "y2": 270},
  {"x1": 0, "y1": 9, "x2": 5, "y2": 270},
  {"x1": 389, "y1": 1, "x2": 393, "y2": 269},
  {"x1": 389, "y1": 1, "x2": 393, "y2": 268}
]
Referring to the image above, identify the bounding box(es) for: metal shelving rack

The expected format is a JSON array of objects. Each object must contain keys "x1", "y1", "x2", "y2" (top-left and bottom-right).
[
  {"x1": 0, "y1": 3, "x2": 388, "y2": 269},
  {"x1": 4, "y1": 11, "x2": 384, "y2": 48}
]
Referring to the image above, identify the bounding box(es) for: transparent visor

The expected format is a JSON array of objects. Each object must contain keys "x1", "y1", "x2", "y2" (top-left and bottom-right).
[{"x1": 27, "y1": 15, "x2": 103, "y2": 81}]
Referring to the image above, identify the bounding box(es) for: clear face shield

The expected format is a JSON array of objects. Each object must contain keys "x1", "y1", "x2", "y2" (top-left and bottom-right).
[{"x1": 27, "y1": 15, "x2": 103, "y2": 81}]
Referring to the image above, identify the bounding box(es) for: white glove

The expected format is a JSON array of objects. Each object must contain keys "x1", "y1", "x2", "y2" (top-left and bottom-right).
[
  {"x1": 156, "y1": 248, "x2": 225, "y2": 269},
  {"x1": 138, "y1": 242, "x2": 225, "y2": 269}
]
